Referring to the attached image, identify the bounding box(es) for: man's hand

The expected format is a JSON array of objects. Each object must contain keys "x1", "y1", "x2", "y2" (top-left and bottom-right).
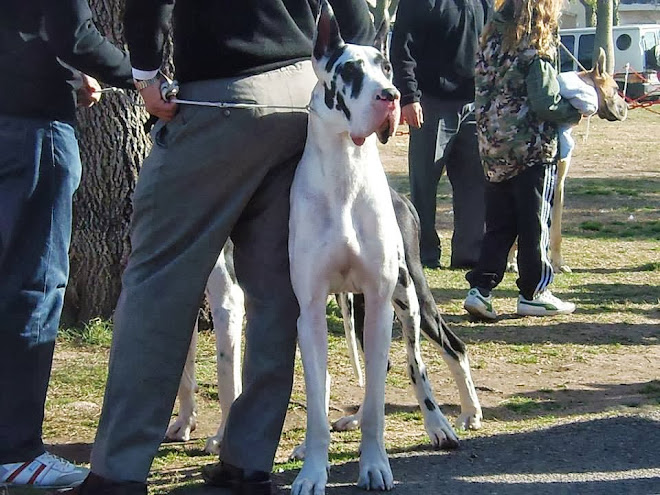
[
  {"x1": 139, "y1": 82, "x2": 178, "y2": 121},
  {"x1": 401, "y1": 102, "x2": 424, "y2": 128},
  {"x1": 77, "y1": 74, "x2": 102, "y2": 108}
]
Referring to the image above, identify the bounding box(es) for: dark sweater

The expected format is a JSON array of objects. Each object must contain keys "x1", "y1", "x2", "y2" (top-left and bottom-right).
[
  {"x1": 123, "y1": 0, "x2": 375, "y2": 83},
  {"x1": 0, "y1": 0, "x2": 133, "y2": 121},
  {"x1": 391, "y1": 0, "x2": 493, "y2": 105}
]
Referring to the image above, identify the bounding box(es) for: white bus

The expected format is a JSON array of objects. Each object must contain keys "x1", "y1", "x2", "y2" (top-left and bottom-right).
[{"x1": 559, "y1": 24, "x2": 660, "y2": 99}]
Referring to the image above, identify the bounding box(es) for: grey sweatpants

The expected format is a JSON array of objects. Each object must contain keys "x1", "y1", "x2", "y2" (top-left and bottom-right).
[{"x1": 90, "y1": 61, "x2": 316, "y2": 481}]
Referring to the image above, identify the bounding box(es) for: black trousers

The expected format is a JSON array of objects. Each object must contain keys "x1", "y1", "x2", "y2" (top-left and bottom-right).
[{"x1": 466, "y1": 163, "x2": 557, "y2": 300}]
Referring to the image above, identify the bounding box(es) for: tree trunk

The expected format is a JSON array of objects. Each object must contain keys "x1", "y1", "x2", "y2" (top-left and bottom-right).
[
  {"x1": 62, "y1": 0, "x2": 150, "y2": 326},
  {"x1": 594, "y1": 0, "x2": 615, "y2": 73},
  {"x1": 580, "y1": 0, "x2": 596, "y2": 27}
]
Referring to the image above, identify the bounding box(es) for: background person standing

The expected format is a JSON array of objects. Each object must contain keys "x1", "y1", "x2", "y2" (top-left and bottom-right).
[
  {"x1": 0, "y1": 0, "x2": 132, "y2": 489},
  {"x1": 391, "y1": 0, "x2": 493, "y2": 269}
]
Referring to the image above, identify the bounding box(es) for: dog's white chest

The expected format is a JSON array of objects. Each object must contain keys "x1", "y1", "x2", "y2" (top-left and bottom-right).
[{"x1": 289, "y1": 132, "x2": 401, "y2": 296}]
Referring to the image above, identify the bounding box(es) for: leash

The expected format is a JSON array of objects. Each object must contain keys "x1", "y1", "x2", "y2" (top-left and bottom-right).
[{"x1": 95, "y1": 78, "x2": 309, "y2": 132}]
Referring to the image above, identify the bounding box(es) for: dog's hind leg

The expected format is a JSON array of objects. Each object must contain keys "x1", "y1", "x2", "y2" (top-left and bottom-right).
[
  {"x1": 392, "y1": 266, "x2": 460, "y2": 449},
  {"x1": 550, "y1": 157, "x2": 571, "y2": 273},
  {"x1": 203, "y1": 243, "x2": 245, "y2": 454},
  {"x1": 166, "y1": 321, "x2": 199, "y2": 441},
  {"x1": 337, "y1": 292, "x2": 364, "y2": 387},
  {"x1": 393, "y1": 189, "x2": 482, "y2": 431}
]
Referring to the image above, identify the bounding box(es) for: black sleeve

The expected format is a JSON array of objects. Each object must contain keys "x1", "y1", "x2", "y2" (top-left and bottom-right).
[
  {"x1": 329, "y1": 0, "x2": 375, "y2": 46},
  {"x1": 124, "y1": 0, "x2": 174, "y2": 72},
  {"x1": 391, "y1": 0, "x2": 420, "y2": 106},
  {"x1": 40, "y1": 0, "x2": 133, "y2": 89}
]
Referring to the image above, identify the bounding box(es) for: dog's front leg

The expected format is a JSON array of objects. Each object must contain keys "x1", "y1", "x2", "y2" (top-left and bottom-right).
[
  {"x1": 292, "y1": 299, "x2": 331, "y2": 495},
  {"x1": 357, "y1": 294, "x2": 394, "y2": 491}
]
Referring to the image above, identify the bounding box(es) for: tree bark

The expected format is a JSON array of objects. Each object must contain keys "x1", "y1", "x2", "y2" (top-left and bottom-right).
[
  {"x1": 594, "y1": 0, "x2": 615, "y2": 73},
  {"x1": 62, "y1": 0, "x2": 150, "y2": 326},
  {"x1": 579, "y1": 0, "x2": 596, "y2": 27}
]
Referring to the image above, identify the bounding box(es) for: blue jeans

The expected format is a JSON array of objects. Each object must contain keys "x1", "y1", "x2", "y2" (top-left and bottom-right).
[{"x1": 0, "y1": 115, "x2": 81, "y2": 463}]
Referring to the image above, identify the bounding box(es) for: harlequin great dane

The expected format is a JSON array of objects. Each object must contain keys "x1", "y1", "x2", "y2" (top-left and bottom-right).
[
  {"x1": 289, "y1": 2, "x2": 471, "y2": 492},
  {"x1": 506, "y1": 48, "x2": 628, "y2": 274}
]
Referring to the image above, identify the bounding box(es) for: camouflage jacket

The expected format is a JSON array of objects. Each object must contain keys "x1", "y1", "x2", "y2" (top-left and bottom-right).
[{"x1": 475, "y1": 13, "x2": 581, "y2": 182}]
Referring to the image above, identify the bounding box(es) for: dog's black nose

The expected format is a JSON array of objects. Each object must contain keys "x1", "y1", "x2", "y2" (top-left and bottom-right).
[{"x1": 377, "y1": 88, "x2": 400, "y2": 102}]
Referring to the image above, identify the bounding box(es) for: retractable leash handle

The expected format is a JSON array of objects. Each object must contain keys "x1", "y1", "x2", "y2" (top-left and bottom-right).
[{"x1": 143, "y1": 77, "x2": 180, "y2": 132}]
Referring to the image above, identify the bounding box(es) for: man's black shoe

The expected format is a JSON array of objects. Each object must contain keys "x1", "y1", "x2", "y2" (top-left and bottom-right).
[
  {"x1": 64, "y1": 472, "x2": 147, "y2": 495},
  {"x1": 201, "y1": 461, "x2": 273, "y2": 495}
]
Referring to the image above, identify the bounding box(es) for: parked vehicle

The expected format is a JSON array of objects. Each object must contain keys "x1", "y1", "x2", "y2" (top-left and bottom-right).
[{"x1": 559, "y1": 24, "x2": 660, "y2": 99}]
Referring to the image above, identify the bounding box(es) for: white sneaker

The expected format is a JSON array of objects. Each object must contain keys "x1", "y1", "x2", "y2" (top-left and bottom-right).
[
  {"x1": 517, "y1": 290, "x2": 576, "y2": 316},
  {"x1": 463, "y1": 288, "x2": 497, "y2": 320},
  {"x1": 0, "y1": 451, "x2": 89, "y2": 489}
]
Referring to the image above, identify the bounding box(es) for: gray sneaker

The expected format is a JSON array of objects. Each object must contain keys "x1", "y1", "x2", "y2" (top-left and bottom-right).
[
  {"x1": 516, "y1": 290, "x2": 576, "y2": 316},
  {"x1": 464, "y1": 288, "x2": 497, "y2": 320}
]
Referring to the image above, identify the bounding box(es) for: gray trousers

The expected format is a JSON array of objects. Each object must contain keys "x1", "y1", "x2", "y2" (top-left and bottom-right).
[
  {"x1": 90, "y1": 61, "x2": 316, "y2": 481},
  {"x1": 408, "y1": 96, "x2": 486, "y2": 268}
]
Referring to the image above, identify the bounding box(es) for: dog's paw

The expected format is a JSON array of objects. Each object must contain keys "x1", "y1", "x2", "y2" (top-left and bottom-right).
[
  {"x1": 424, "y1": 411, "x2": 460, "y2": 449},
  {"x1": 331, "y1": 414, "x2": 360, "y2": 432},
  {"x1": 165, "y1": 417, "x2": 197, "y2": 442},
  {"x1": 456, "y1": 409, "x2": 483, "y2": 430},
  {"x1": 357, "y1": 446, "x2": 393, "y2": 491},
  {"x1": 291, "y1": 463, "x2": 328, "y2": 495},
  {"x1": 289, "y1": 441, "x2": 307, "y2": 461},
  {"x1": 553, "y1": 263, "x2": 572, "y2": 273},
  {"x1": 204, "y1": 433, "x2": 223, "y2": 454}
]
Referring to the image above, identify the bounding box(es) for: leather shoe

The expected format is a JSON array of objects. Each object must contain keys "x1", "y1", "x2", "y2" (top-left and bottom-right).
[
  {"x1": 201, "y1": 461, "x2": 273, "y2": 495},
  {"x1": 64, "y1": 472, "x2": 147, "y2": 495}
]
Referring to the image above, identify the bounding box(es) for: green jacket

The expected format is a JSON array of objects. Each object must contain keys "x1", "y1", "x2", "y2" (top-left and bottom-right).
[{"x1": 475, "y1": 11, "x2": 581, "y2": 182}]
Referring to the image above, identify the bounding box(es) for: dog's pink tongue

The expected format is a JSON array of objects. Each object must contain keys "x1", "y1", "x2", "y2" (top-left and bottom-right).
[{"x1": 351, "y1": 136, "x2": 366, "y2": 146}]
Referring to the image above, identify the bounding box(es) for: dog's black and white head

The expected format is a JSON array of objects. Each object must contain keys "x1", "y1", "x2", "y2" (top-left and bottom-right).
[{"x1": 310, "y1": 1, "x2": 400, "y2": 146}]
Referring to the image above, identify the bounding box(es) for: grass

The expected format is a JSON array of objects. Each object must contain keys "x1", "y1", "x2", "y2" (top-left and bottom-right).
[{"x1": 35, "y1": 110, "x2": 660, "y2": 494}]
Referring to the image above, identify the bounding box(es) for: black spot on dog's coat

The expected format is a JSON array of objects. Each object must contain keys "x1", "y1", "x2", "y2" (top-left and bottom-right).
[
  {"x1": 324, "y1": 45, "x2": 347, "y2": 74},
  {"x1": 398, "y1": 267, "x2": 410, "y2": 287},
  {"x1": 324, "y1": 81, "x2": 336, "y2": 110},
  {"x1": 409, "y1": 364, "x2": 416, "y2": 384},
  {"x1": 336, "y1": 92, "x2": 351, "y2": 120},
  {"x1": 394, "y1": 298, "x2": 408, "y2": 311},
  {"x1": 424, "y1": 398, "x2": 436, "y2": 411},
  {"x1": 337, "y1": 60, "x2": 365, "y2": 99}
]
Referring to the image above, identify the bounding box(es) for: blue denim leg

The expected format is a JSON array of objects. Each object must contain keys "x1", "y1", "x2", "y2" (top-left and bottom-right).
[{"x1": 0, "y1": 115, "x2": 81, "y2": 463}]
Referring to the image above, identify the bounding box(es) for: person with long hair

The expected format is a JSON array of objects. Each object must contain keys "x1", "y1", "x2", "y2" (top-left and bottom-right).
[{"x1": 462, "y1": 0, "x2": 580, "y2": 320}]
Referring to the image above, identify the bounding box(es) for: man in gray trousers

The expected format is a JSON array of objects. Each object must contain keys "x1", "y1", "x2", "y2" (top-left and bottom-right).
[
  {"x1": 391, "y1": 0, "x2": 493, "y2": 269},
  {"x1": 72, "y1": 2, "x2": 374, "y2": 495}
]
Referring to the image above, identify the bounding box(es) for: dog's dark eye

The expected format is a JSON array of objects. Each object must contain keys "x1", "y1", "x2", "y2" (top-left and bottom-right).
[{"x1": 382, "y1": 61, "x2": 392, "y2": 75}]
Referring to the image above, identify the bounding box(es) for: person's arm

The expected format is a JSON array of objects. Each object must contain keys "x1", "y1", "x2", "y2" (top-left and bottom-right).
[
  {"x1": 390, "y1": 0, "x2": 420, "y2": 107},
  {"x1": 124, "y1": 0, "x2": 177, "y2": 121},
  {"x1": 40, "y1": 0, "x2": 132, "y2": 89},
  {"x1": 525, "y1": 56, "x2": 582, "y2": 125},
  {"x1": 329, "y1": 0, "x2": 375, "y2": 45}
]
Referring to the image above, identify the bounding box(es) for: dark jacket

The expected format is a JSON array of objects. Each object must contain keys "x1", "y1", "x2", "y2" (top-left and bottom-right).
[
  {"x1": 391, "y1": 0, "x2": 493, "y2": 105},
  {"x1": 123, "y1": 0, "x2": 375, "y2": 84},
  {"x1": 0, "y1": 0, "x2": 133, "y2": 121}
]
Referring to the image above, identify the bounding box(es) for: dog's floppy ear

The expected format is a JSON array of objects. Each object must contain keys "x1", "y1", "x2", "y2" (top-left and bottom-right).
[
  {"x1": 373, "y1": 18, "x2": 390, "y2": 56},
  {"x1": 314, "y1": 0, "x2": 345, "y2": 61}
]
